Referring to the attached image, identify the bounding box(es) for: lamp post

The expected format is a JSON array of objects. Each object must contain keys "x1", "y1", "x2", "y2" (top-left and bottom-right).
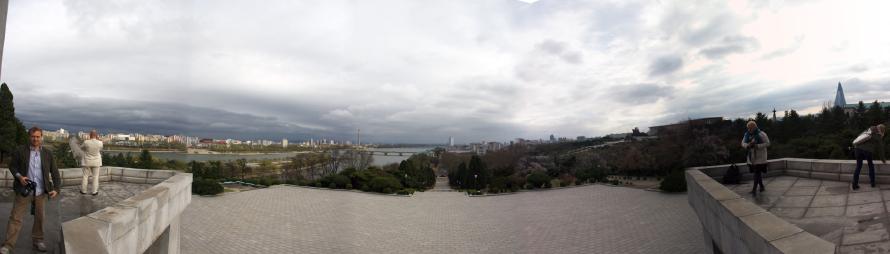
[
  {"x1": 405, "y1": 173, "x2": 408, "y2": 188},
  {"x1": 474, "y1": 174, "x2": 478, "y2": 190}
]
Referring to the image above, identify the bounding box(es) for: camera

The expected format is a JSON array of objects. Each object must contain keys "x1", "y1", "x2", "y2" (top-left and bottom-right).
[{"x1": 16, "y1": 179, "x2": 37, "y2": 197}]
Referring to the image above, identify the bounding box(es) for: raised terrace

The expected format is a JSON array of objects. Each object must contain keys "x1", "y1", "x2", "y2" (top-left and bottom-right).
[
  {"x1": 0, "y1": 167, "x2": 192, "y2": 254},
  {"x1": 687, "y1": 158, "x2": 890, "y2": 254}
]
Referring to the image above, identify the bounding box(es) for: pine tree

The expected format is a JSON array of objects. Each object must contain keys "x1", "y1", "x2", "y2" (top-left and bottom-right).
[
  {"x1": 468, "y1": 155, "x2": 488, "y2": 190},
  {"x1": 457, "y1": 162, "x2": 469, "y2": 189},
  {"x1": 0, "y1": 83, "x2": 19, "y2": 162},
  {"x1": 138, "y1": 149, "x2": 155, "y2": 169},
  {"x1": 866, "y1": 101, "x2": 885, "y2": 126}
]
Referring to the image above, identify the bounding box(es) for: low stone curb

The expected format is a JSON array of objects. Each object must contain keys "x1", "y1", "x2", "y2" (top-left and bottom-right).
[
  {"x1": 220, "y1": 181, "x2": 268, "y2": 188},
  {"x1": 466, "y1": 183, "x2": 601, "y2": 197},
  {"x1": 277, "y1": 184, "x2": 415, "y2": 197}
]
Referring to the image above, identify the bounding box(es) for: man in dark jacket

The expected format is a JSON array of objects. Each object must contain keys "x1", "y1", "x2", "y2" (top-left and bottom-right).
[
  {"x1": 0, "y1": 127, "x2": 61, "y2": 253},
  {"x1": 851, "y1": 124, "x2": 886, "y2": 190}
]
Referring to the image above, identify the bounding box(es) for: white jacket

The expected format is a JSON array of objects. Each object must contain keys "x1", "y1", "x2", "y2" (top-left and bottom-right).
[
  {"x1": 741, "y1": 131, "x2": 770, "y2": 165},
  {"x1": 81, "y1": 139, "x2": 103, "y2": 167}
]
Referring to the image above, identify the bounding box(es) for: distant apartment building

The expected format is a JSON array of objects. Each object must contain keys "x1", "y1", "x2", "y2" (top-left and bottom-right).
[
  {"x1": 282, "y1": 139, "x2": 288, "y2": 148},
  {"x1": 470, "y1": 141, "x2": 505, "y2": 155},
  {"x1": 113, "y1": 134, "x2": 133, "y2": 141},
  {"x1": 42, "y1": 128, "x2": 70, "y2": 141}
]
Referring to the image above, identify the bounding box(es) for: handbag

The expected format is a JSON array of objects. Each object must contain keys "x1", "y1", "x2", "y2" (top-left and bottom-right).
[{"x1": 853, "y1": 128, "x2": 872, "y2": 146}]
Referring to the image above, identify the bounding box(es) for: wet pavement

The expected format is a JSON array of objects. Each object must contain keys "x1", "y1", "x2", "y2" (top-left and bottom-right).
[
  {"x1": 726, "y1": 176, "x2": 890, "y2": 253},
  {"x1": 0, "y1": 182, "x2": 152, "y2": 254}
]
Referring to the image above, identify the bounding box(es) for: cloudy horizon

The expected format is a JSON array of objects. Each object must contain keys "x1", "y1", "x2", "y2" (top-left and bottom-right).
[{"x1": 2, "y1": 0, "x2": 889, "y2": 144}]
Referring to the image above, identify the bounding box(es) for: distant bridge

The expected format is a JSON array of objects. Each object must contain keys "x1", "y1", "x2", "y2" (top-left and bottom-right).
[{"x1": 359, "y1": 150, "x2": 424, "y2": 156}]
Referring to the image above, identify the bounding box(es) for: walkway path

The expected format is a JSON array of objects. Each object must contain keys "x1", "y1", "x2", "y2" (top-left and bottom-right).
[{"x1": 181, "y1": 184, "x2": 705, "y2": 253}]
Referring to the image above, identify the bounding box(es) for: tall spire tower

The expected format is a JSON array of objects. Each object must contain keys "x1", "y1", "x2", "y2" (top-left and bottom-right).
[{"x1": 834, "y1": 82, "x2": 846, "y2": 108}]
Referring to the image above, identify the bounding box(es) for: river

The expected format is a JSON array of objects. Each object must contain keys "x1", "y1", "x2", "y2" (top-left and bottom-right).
[{"x1": 102, "y1": 147, "x2": 435, "y2": 167}]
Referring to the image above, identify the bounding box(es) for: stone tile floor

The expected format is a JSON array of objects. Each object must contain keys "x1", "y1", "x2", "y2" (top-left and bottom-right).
[
  {"x1": 182, "y1": 183, "x2": 707, "y2": 254},
  {"x1": 727, "y1": 176, "x2": 890, "y2": 253},
  {"x1": 0, "y1": 182, "x2": 152, "y2": 254}
]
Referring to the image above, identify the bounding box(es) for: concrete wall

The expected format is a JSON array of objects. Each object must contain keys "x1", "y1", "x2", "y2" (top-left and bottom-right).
[
  {"x1": 691, "y1": 159, "x2": 786, "y2": 183},
  {"x1": 686, "y1": 159, "x2": 835, "y2": 254},
  {"x1": 55, "y1": 168, "x2": 192, "y2": 254},
  {"x1": 783, "y1": 158, "x2": 890, "y2": 184},
  {"x1": 1, "y1": 167, "x2": 178, "y2": 188}
]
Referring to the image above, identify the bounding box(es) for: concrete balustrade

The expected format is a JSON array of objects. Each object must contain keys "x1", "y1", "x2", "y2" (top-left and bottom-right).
[
  {"x1": 687, "y1": 158, "x2": 836, "y2": 254},
  {"x1": 1, "y1": 167, "x2": 192, "y2": 254}
]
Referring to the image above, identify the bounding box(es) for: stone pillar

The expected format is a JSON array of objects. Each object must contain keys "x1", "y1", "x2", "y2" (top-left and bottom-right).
[
  {"x1": 0, "y1": 0, "x2": 8, "y2": 80},
  {"x1": 144, "y1": 215, "x2": 181, "y2": 254},
  {"x1": 0, "y1": 0, "x2": 9, "y2": 80}
]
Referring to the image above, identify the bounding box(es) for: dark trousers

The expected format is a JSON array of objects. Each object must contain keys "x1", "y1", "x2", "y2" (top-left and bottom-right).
[
  {"x1": 853, "y1": 148, "x2": 875, "y2": 187},
  {"x1": 751, "y1": 164, "x2": 766, "y2": 192}
]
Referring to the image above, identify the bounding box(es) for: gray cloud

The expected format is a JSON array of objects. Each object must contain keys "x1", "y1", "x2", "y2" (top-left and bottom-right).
[
  {"x1": 535, "y1": 40, "x2": 583, "y2": 64},
  {"x1": 649, "y1": 55, "x2": 684, "y2": 76},
  {"x1": 659, "y1": 3, "x2": 740, "y2": 46},
  {"x1": 612, "y1": 83, "x2": 675, "y2": 105},
  {"x1": 761, "y1": 35, "x2": 805, "y2": 60},
  {"x1": 3, "y1": 0, "x2": 890, "y2": 143},
  {"x1": 700, "y1": 36, "x2": 760, "y2": 59},
  {"x1": 15, "y1": 93, "x2": 327, "y2": 141}
]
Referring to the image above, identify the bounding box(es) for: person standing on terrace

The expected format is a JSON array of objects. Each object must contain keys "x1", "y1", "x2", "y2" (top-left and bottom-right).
[
  {"x1": 80, "y1": 130, "x2": 103, "y2": 195},
  {"x1": 851, "y1": 124, "x2": 886, "y2": 190},
  {"x1": 742, "y1": 121, "x2": 770, "y2": 197},
  {"x1": 1, "y1": 127, "x2": 60, "y2": 254}
]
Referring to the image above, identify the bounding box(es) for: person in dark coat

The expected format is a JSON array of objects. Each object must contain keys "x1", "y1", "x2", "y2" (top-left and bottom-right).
[
  {"x1": 1, "y1": 127, "x2": 61, "y2": 253},
  {"x1": 851, "y1": 124, "x2": 886, "y2": 190}
]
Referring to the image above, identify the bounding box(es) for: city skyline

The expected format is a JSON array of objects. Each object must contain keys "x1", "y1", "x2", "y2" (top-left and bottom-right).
[{"x1": 2, "y1": 0, "x2": 890, "y2": 143}]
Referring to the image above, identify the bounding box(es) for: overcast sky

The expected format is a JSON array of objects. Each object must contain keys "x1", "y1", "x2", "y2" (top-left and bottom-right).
[{"x1": 2, "y1": 0, "x2": 889, "y2": 144}]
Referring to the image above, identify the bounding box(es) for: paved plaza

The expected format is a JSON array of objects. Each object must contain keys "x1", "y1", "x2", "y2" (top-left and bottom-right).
[
  {"x1": 181, "y1": 182, "x2": 706, "y2": 254},
  {"x1": 727, "y1": 176, "x2": 890, "y2": 253},
  {"x1": 0, "y1": 182, "x2": 151, "y2": 253}
]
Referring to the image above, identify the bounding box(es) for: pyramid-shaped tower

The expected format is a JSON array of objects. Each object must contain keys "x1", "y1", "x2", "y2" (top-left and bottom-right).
[{"x1": 834, "y1": 82, "x2": 846, "y2": 108}]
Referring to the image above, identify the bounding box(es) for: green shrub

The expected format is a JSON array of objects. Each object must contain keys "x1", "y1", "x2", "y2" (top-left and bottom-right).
[
  {"x1": 369, "y1": 176, "x2": 403, "y2": 194},
  {"x1": 328, "y1": 182, "x2": 337, "y2": 189},
  {"x1": 331, "y1": 174, "x2": 350, "y2": 189},
  {"x1": 558, "y1": 174, "x2": 575, "y2": 187},
  {"x1": 192, "y1": 178, "x2": 224, "y2": 195},
  {"x1": 526, "y1": 172, "x2": 551, "y2": 189},
  {"x1": 346, "y1": 184, "x2": 353, "y2": 189},
  {"x1": 489, "y1": 177, "x2": 508, "y2": 193},
  {"x1": 467, "y1": 190, "x2": 483, "y2": 195},
  {"x1": 659, "y1": 170, "x2": 687, "y2": 192},
  {"x1": 396, "y1": 188, "x2": 415, "y2": 195}
]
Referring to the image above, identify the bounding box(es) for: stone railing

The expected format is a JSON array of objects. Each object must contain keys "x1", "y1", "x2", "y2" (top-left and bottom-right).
[
  {"x1": 686, "y1": 159, "x2": 835, "y2": 254},
  {"x1": 2, "y1": 167, "x2": 192, "y2": 254}
]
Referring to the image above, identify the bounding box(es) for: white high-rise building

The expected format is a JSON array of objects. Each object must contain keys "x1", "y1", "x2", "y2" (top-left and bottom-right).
[
  {"x1": 448, "y1": 136, "x2": 454, "y2": 147},
  {"x1": 282, "y1": 139, "x2": 288, "y2": 148}
]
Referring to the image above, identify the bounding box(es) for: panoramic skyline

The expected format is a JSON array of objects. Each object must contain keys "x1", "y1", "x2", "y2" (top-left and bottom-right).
[{"x1": 2, "y1": 0, "x2": 889, "y2": 143}]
